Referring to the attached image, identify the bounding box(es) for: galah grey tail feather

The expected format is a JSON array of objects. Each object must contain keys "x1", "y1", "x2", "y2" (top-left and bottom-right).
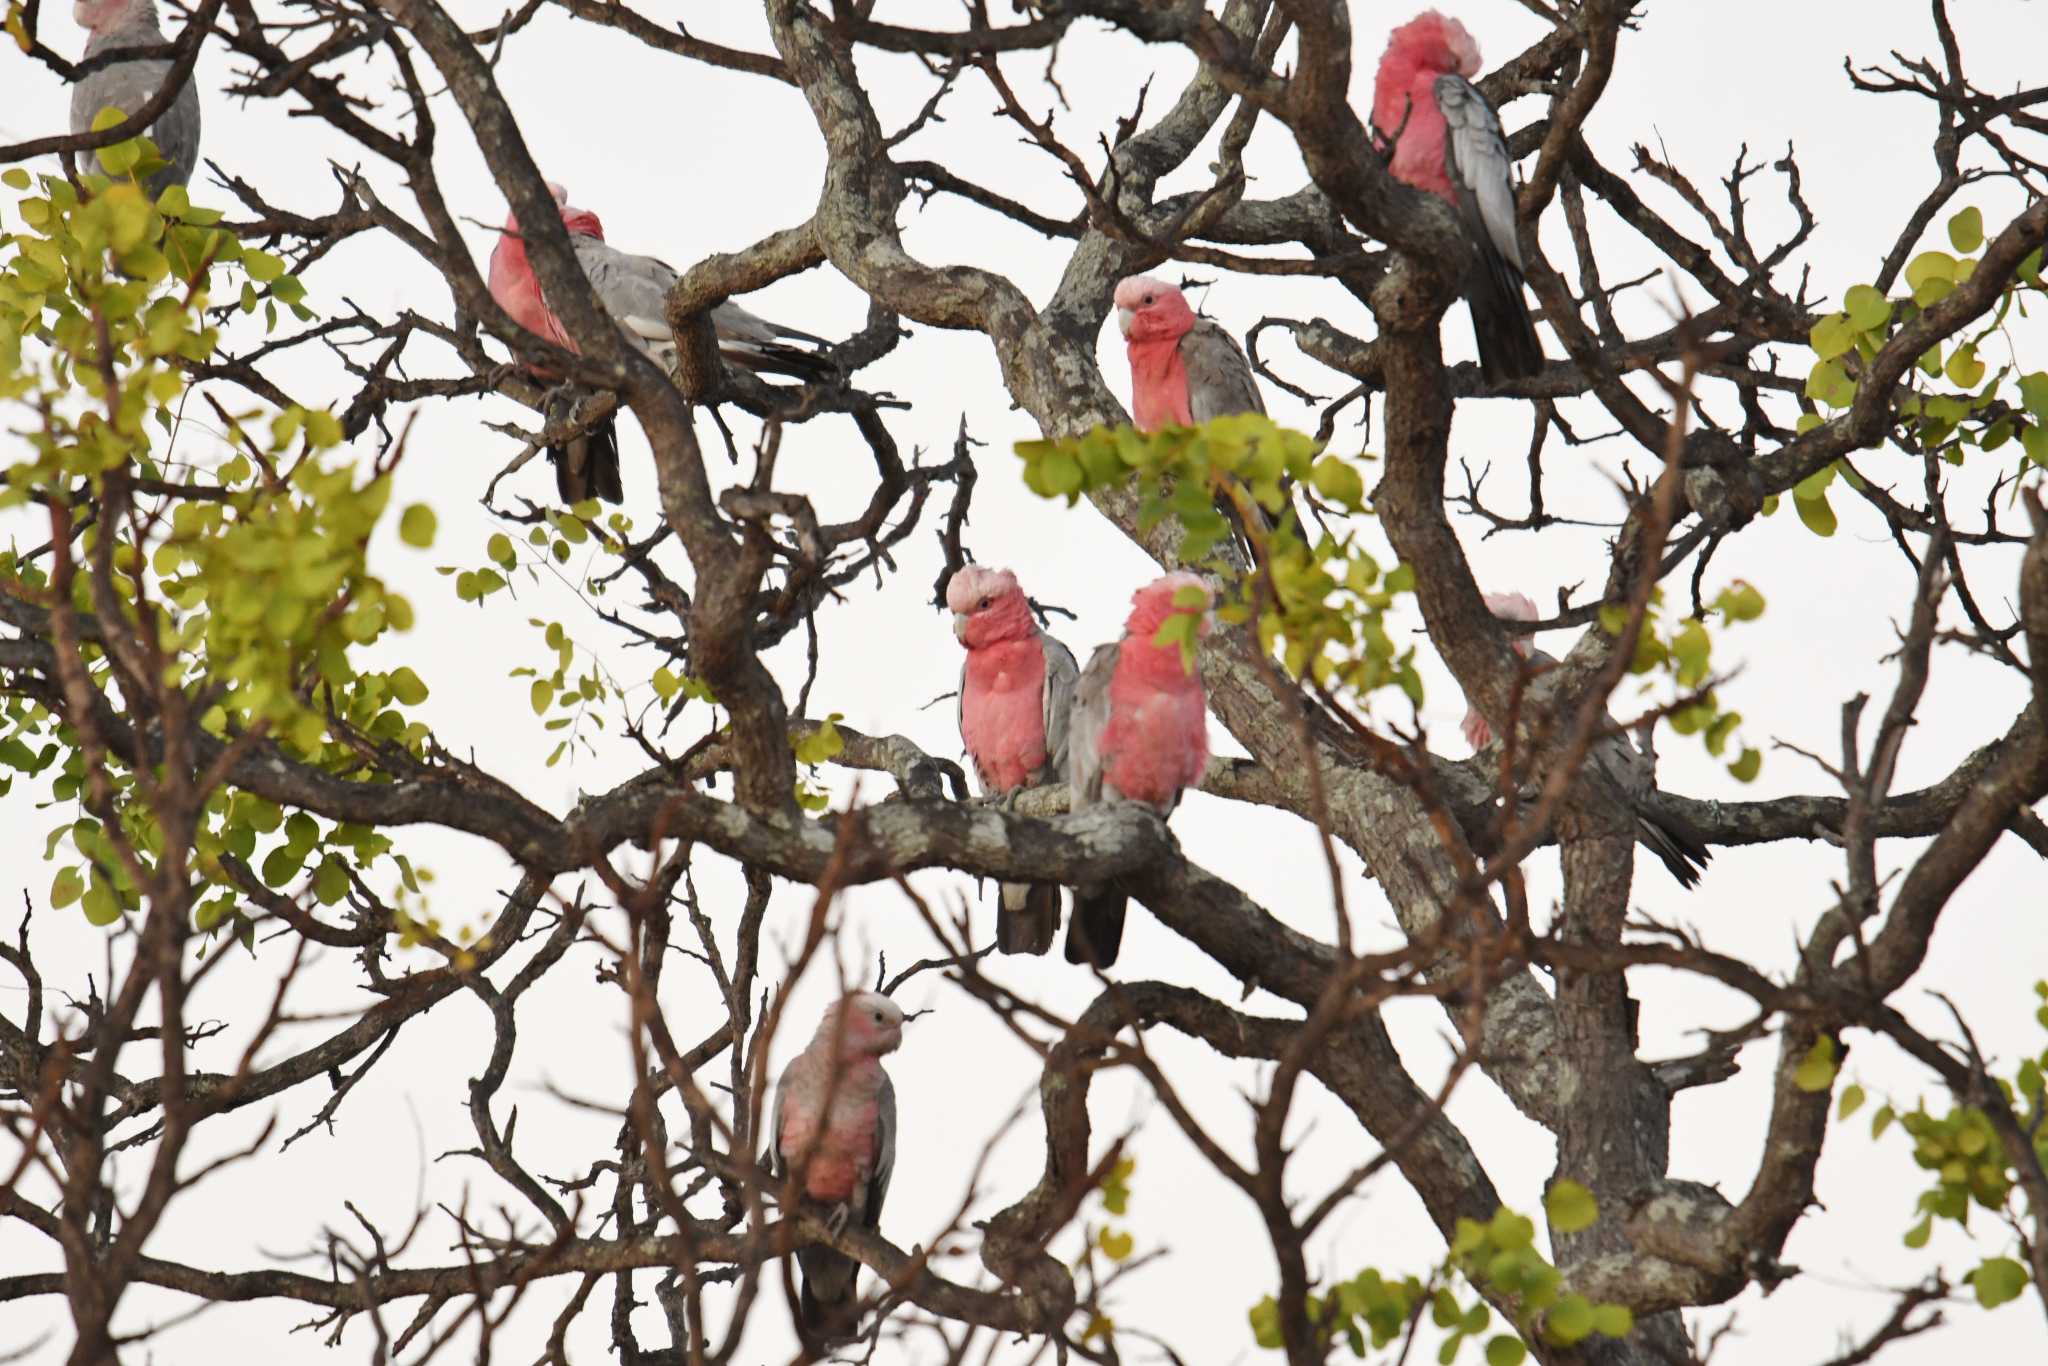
[
  {"x1": 1434, "y1": 74, "x2": 1543, "y2": 383},
  {"x1": 70, "y1": 0, "x2": 203, "y2": 200},
  {"x1": 1064, "y1": 640, "x2": 1136, "y2": 966}
]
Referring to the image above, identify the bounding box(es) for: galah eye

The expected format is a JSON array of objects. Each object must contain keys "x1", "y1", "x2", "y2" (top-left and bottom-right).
[
  {"x1": 977, "y1": 596, "x2": 990, "y2": 610},
  {"x1": 1142, "y1": 293, "x2": 1155, "y2": 304}
]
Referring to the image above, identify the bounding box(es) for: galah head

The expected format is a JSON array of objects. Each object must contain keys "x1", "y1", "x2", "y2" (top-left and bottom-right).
[
  {"x1": 945, "y1": 564, "x2": 1034, "y2": 648},
  {"x1": 1484, "y1": 591, "x2": 1538, "y2": 659},
  {"x1": 75, "y1": 0, "x2": 145, "y2": 32},
  {"x1": 1384, "y1": 9, "x2": 1483, "y2": 79},
  {"x1": 1114, "y1": 275, "x2": 1197, "y2": 345},
  {"x1": 502, "y1": 181, "x2": 603, "y2": 240},
  {"x1": 817, "y1": 991, "x2": 907, "y2": 1060},
  {"x1": 1127, "y1": 570, "x2": 1215, "y2": 639}
]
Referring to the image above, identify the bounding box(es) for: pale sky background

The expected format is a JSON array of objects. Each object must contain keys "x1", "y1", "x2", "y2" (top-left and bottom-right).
[{"x1": 3, "y1": 2, "x2": 2046, "y2": 1363}]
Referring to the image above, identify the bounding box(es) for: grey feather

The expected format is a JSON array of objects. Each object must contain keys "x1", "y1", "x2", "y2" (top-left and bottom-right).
[
  {"x1": 568, "y1": 235, "x2": 831, "y2": 379},
  {"x1": 1516, "y1": 646, "x2": 1710, "y2": 888},
  {"x1": 1041, "y1": 633, "x2": 1080, "y2": 774},
  {"x1": 1064, "y1": 642, "x2": 1128, "y2": 966},
  {"x1": 1435, "y1": 74, "x2": 1543, "y2": 383},
  {"x1": 1180, "y1": 320, "x2": 1266, "y2": 422},
  {"x1": 867, "y1": 1073, "x2": 896, "y2": 1221},
  {"x1": 71, "y1": 7, "x2": 202, "y2": 199}
]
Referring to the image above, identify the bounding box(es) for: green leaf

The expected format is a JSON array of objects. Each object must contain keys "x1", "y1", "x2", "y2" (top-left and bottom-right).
[
  {"x1": 1795, "y1": 487, "x2": 1837, "y2": 537},
  {"x1": 1545, "y1": 1180, "x2": 1599, "y2": 1234},
  {"x1": 1838, "y1": 1083, "x2": 1866, "y2": 1119},
  {"x1": 1098, "y1": 1228, "x2": 1134, "y2": 1261},
  {"x1": 1309, "y1": 456, "x2": 1365, "y2": 511},
  {"x1": 399, "y1": 503, "x2": 437, "y2": 548},
  {"x1": 1946, "y1": 343, "x2": 1986, "y2": 389},
  {"x1": 1485, "y1": 1335, "x2": 1527, "y2": 1366},
  {"x1": 387, "y1": 666, "x2": 428, "y2": 706},
  {"x1": 1590, "y1": 1304, "x2": 1633, "y2": 1338},
  {"x1": 1248, "y1": 1297, "x2": 1282, "y2": 1349},
  {"x1": 1794, "y1": 1034, "x2": 1839, "y2": 1092},
  {"x1": 1843, "y1": 284, "x2": 1892, "y2": 332},
  {"x1": 1970, "y1": 1256, "x2": 2028, "y2": 1309},
  {"x1": 1808, "y1": 312, "x2": 1854, "y2": 361},
  {"x1": 1546, "y1": 1295, "x2": 1594, "y2": 1346},
  {"x1": 1948, "y1": 206, "x2": 1984, "y2": 254},
  {"x1": 1904, "y1": 250, "x2": 1958, "y2": 292},
  {"x1": 50, "y1": 866, "x2": 83, "y2": 909}
]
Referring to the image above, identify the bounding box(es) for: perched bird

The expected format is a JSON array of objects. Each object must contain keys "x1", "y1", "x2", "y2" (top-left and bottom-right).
[
  {"x1": 1461, "y1": 591, "x2": 1711, "y2": 887},
  {"x1": 1065, "y1": 572, "x2": 1213, "y2": 967},
  {"x1": 70, "y1": 0, "x2": 202, "y2": 199},
  {"x1": 1114, "y1": 274, "x2": 1284, "y2": 560},
  {"x1": 948, "y1": 565, "x2": 1080, "y2": 955},
  {"x1": 1371, "y1": 11, "x2": 1544, "y2": 384},
  {"x1": 486, "y1": 182, "x2": 834, "y2": 504},
  {"x1": 770, "y1": 992, "x2": 906, "y2": 1352}
]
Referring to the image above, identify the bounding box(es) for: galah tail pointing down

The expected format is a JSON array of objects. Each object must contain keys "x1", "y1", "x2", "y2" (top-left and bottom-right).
[
  {"x1": 1461, "y1": 591, "x2": 1711, "y2": 887},
  {"x1": 70, "y1": 0, "x2": 202, "y2": 200},
  {"x1": 1065, "y1": 573, "x2": 1213, "y2": 967},
  {"x1": 1114, "y1": 274, "x2": 1284, "y2": 558},
  {"x1": 487, "y1": 182, "x2": 834, "y2": 505},
  {"x1": 1371, "y1": 11, "x2": 1544, "y2": 384},
  {"x1": 948, "y1": 566, "x2": 1079, "y2": 955},
  {"x1": 770, "y1": 992, "x2": 905, "y2": 1352}
]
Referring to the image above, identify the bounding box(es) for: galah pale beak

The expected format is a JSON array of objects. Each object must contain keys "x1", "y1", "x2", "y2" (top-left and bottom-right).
[
  {"x1": 952, "y1": 612, "x2": 969, "y2": 641},
  {"x1": 1116, "y1": 306, "x2": 1136, "y2": 338}
]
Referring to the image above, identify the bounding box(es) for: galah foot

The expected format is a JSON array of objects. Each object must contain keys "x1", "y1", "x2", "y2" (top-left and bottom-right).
[{"x1": 824, "y1": 1201, "x2": 852, "y2": 1240}]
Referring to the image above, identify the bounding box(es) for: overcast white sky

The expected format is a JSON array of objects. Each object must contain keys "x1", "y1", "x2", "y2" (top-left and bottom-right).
[{"x1": 4, "y1": 2, "x2": 2047, "y2": 1362}]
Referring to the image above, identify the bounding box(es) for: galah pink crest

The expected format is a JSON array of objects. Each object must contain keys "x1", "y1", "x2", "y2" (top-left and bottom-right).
[
  {"x1": 1459, "y1": 590, "x2": 1710, "y2": 887},
  {"x1": 948, "y1": 566, "x2": 1079, "y2": 955},
  {"x1": 770, "y1": 991, "x2": 906, "y2": 1350},
  {"x1": 487, "y1": 182, "x2": 832, "y2": 505},
  {"x1": 71, "y1": 0, "x2": 202, "y2": 199},
  {"x1": 1065, "y1": 573, "x2": 1213, "y2": 966},
  {"x1": 1371, "y1": 11, "x2": 1543, "y2": 384}
]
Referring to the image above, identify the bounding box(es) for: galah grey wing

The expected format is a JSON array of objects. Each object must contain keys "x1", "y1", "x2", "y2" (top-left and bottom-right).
[
  {"x1": 711, "y1": 301, "x2": 834, "y2": 380},
  {"x1": 767, "y1": 1055, "x2": 793, "y2": 1177},
  {"x1": 1434, "y1": 73, "x2": 1543, "y2": 383},
  {"x1": 72, "y1": 18, "x2": 202, "y2": 198},
  {"x1": 1180, "y1": 319, "x2": 1265, "y2": 422},
  {"x1": 1065, "y1": 642, "x2": 1119, "y2": 810},
  {"x1": 570, "y1": 234, "x2": 680, "y2": 364},
  {"x1": 1040, "y1": 632, "x2": 1080, "y2": 777},
  {"x1": 1516, "y1": 647, "x2": 1710, "y2": 888},
  {"x1": 1063, "y1": 641, "x2": 1126, "y2": 967},
  {"x1": 863, "y1": 1072, "x2": 895, "y2": 1229}
]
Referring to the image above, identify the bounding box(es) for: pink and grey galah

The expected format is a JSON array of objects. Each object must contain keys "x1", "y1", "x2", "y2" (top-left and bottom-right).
[
  {"x1": 70, "y1": 0, "x2": 202, "y2": 200},
  {"x1": 486, "y1": 182, "x2": 833, "y2": 504},
  {"x1": 948, "y1": 566, "x2": 1080, "y2": 955},
  {"x1": 1065, "y1": 572, "x2": 1214, "y2": 967},
  {"x1": 1371, "y1": 11, "x2": 1544, "y2": 384},
  {"x1": 770, "y1": 991, "x2": 906, "y2": 1351},
  {"x1": 1461, "y1": 591, "x2": 1711, "y2": 887},
  {"x1": 1114, "y1": 274, "x2": 1281, "y2": 557}
]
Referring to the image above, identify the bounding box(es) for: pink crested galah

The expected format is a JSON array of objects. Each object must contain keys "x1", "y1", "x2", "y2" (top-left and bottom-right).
[
  {"x1": 1114, "y1": 274, "x2": 1284, "y2": 558},
  {"x1": 948, "y1": 565, "x2": 1079, "y2": 955},
  {"x1": 1461, "y1": 591, "x2": 1710, "y2": 887},
  {"x1": 770, "y1": 991, "x2": 907, "y2": 1351},
  {"x1": 487, "y1": 182, "x2": 833, "y2": 504},
  {"x1": 1065, "y1": 572, "x2": 1213, "y2": 967},
  {"x1": 71, "y1": 0, "x2": 202, "y2": 199},
  {"x1": 1371, "y1": 11, "x2": 1543, "y2": 384}
]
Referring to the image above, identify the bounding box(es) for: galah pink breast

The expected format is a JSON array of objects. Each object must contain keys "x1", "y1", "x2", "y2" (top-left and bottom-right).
[
  {"x1": 948, "y1": 565, "x2": 1078, "y2": 955},
  {"x1": 770, "y1": 991, "x2": 906, "y2": 1350},
  {"x1": 1064, "y1": 572, "x2": 1213, "y2": 966}
]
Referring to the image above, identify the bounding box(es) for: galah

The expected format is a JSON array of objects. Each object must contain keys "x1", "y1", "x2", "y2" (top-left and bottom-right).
[
  {"x1": 948, "y1": 565, "x2": 1079, "y2": 955},
  {"x1": 770, "y1": 991, "x2": 906, "y2": 1351},
  {"x1": 1114, "y1": 274, "x2": 1283, "y2": 558},
  {"x1": 1065, "y1": 572, "x2": 1213, "y2": 967},
  {"x1": 70, "y1": 0, "x2": 202, "y2": 200},
  {"x1": 1371, "y1": 11, "x2": 1543, "y2": 384},
  {"x1": 486, "y1": 182, "x2": 833, "y2": 504},
  {"x1": 1461, "y1": 591, "x2": 1711, "y2": 887}
]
